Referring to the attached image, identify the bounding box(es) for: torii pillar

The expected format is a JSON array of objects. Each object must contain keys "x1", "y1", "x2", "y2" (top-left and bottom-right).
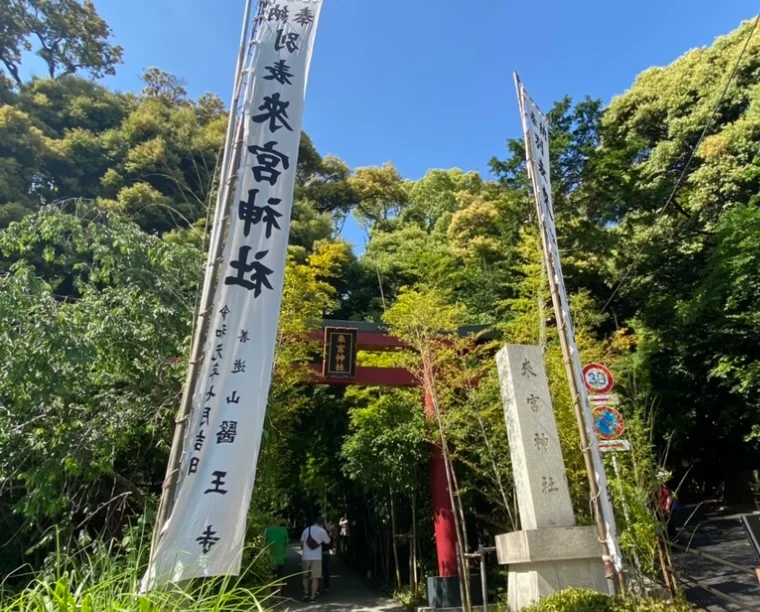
[
  {"x1": 425, "y1": 391, "x2": 459, "y2": 577},
  {"x1": 309, "y1": 321, "x2": 485, "y2": 579}
]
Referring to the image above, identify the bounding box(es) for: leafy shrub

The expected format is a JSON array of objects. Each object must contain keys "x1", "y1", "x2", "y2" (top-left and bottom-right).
[
  {"x1": 518, "y1": 588, "x2": 690, "y2": 612},
  {"x1": 522, "y1": 588, "x2": 610, "y2": 612},
  {"x1": 394, "y1": 582, "x2": 427, "y2": 608},
  {"x1": 0, "y1": 532, "x2": 276, "y2": 611}
]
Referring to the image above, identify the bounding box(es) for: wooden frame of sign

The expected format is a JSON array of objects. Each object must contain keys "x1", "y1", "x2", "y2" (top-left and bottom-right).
[{"x1": 322, "y1": 327, "x2": 358, "y2": 379}]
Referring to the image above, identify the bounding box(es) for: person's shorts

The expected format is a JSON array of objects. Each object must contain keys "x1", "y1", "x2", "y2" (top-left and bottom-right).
[{"x1": 303, "y1": 559, "x2": 322, "y2": 579}]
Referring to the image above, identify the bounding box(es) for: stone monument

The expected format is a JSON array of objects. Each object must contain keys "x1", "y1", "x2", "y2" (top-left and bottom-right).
[{"x1": 495, "y1": 345, "x2": 608, "y2": 611}]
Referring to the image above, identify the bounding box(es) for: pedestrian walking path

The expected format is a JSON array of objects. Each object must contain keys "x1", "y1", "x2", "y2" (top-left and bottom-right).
[
  {"x1": 673, "y1": 504, "x2": 760, "y2": 611},
  {"x1": 276, "y1": 545, "x2": 403, "y2": 611}
]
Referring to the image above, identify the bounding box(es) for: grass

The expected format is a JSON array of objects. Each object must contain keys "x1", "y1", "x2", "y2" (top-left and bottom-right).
[
  {"x1": 0, "y1": 530, "x2": 278, "y2": 611},
  {"x1": 393, "y1": 582, "x2": 427, "y2": 609}
]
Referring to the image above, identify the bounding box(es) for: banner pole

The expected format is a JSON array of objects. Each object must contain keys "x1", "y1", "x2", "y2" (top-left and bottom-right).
[
  {"x1": 149, "y1": 0, "x2": 260, "y2": 564},
  {"x1": 513, "y1": 72, "x2": 624, "y2": 594}
]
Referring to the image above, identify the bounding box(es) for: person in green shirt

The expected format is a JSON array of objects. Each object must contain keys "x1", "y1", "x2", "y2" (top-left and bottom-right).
[{"x1": 264, "y1": 524, "x2": 289, "y2": 578}]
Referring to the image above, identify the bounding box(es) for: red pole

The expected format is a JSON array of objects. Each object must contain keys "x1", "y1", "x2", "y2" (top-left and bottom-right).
[{"x1": 425, "y1": 392, "x2": 459, "y2": 577}]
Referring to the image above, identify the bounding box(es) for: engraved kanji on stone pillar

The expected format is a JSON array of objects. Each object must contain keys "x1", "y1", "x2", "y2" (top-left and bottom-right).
[
  {"x1": 495, "y1": 345, "x2": 608, "y2": 611},
  {"x1": 496, "y1": 344, "x2": 575, "y2": 530}
]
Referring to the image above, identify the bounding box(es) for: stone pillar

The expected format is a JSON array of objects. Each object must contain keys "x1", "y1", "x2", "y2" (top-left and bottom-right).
[{"x1": 495, "y1": 345, "x2": 607, "y2": 611}]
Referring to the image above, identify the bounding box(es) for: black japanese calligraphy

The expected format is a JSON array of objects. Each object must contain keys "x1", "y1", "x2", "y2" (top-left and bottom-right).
[
  {"x1": 200, "y1": 406, "x2": 211, "y2": 427},
  {"x1": 534, "y1": 432, "x2": 549, "y2": 452},
  {"x1": 537, "y1": 158, "x2": 547, "y2": 180},
  {"x1": 210, "y1": 362, "x2": 220, "y2": 379},
  {"x1": 211, "y1": 345, "x2": 223, "y2": 362},
  {"x1": 205, "y1": 385, "x2": 217, "y2": 402},
  {"x1": 216, "y1": 420, "x2": 238, "y2": 444},
  {"x1": 252, "y1": 93, "x2": 292, "y2": 132},
  {"x1": 534, "y1": 133, "x2": 544, "y2": 156},
  {"x1": 204, "y1": 470, "x2": 228, "y2": 495},
  {"x1": 274, "y1": 29, "x2": 299, "y2": 53},
  {"x1": 521, "y1": 359, "x2": 537, "y2": 377},
  {"x1": 238, "y1": 330, "x2": 250, "y2": 343},
  {"x1": 268, "y1": 4, "x2": 288, "y2": 22},
  {"x1": 238, "y1": 189, "x2": 283, "y2": 238},
  {"x1": 527, "y1": 393, "x2": 540, "y2": 412},
  {"x1": 232, "y1": 359, "x2": 246, "y2": 374},
  {"x1": 194, "y1": 430, "x2": 206, "y2": 452},
  {"x1": 188, "y1": 456, "x2": 200, "y2": 474},
  {"x1": 264, "y1": 60, "x2": 293, "y2": 86},
  {"x1": 530, "y1": 111, "x2": 537, "y2": 126},
  {"x1": 294, "y1": 7, "x2": 314, "y2": 26},
  {"x1": 216, "y1": 324, "x2": 227, "y2": 338},
  {"x1": 196, "y1": 525, "x2": 220, "y2": 554},
  {"x1": 248, "y1": 141, "x2": 290, "y2": 185},
  {"x1": 220, "y1": 305, "x2": 230, "y2": 320},
  {"x1": 540, "y1": 123, "x2": 547, "y2": 140},
  {"x1": 227, "y1": 390, "x2": 241, "y2": 404},
  {"x1": 541, "y1": 476, "x2": 558, "y2": 494},
  {"x1": 224, "y1": 247, "x2": 274, "y2": 297}
]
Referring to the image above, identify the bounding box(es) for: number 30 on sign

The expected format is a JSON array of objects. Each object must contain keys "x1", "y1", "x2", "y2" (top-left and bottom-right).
[{"x1": 582, "y1": 363, "x2": 614, "y2": 394}]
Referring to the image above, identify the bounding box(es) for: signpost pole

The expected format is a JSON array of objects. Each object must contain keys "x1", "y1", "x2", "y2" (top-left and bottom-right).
[
  {"x1": 514, "y1": 72, "x2": 624, "y2": 594},
  {"x1": 148, "y1": 0, "x2": 258, "y2": 565}
]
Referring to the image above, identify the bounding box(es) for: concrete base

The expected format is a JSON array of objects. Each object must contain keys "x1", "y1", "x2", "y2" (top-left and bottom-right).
[
  {"x1": 425, "y1": 575, "x2": 483, "y2": 609},
  {"x1": 496, "y1": 526, "x2": 609, "y2": 611}
]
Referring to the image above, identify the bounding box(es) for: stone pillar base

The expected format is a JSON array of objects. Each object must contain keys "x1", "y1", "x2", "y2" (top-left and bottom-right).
[
  {"x1": 496, "y1": 526, "x2": 609, "y2": 611},
  {"x1": 425, "y1": 575, "x2": 484, "y2": 609}
]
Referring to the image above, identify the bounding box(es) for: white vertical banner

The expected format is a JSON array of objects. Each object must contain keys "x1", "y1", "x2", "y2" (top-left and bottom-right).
[
  {"x1": 515, "y1": 75, "x2": 624, "y2": 574},
  {"x1": 143, "y1": 0, "x2": 322, "y2": 589}
]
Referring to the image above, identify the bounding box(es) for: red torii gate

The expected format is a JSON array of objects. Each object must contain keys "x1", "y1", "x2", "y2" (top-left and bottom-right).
[{"x1": 308, "y1": 319, "x2": 489, "y2": 579}]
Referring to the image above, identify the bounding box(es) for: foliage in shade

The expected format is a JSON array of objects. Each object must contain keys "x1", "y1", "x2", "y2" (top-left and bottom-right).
[
  {"x1": 0, "y1": 528, "x2": 275, "y2": 611},
  {"x1": 516, "y1": 587, "x2": 690, "y2": 612},
  {"x1": 0, "y1": 0, "x2": 123, "y2": 86},
  {"x1": 1, "y1": 3, "x2": 760, "y2": 604}
]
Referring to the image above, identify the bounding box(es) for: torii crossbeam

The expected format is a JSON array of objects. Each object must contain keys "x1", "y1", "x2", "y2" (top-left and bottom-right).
[{"x1": 308, "y1": 319, "x2": 490, "y2": 581}]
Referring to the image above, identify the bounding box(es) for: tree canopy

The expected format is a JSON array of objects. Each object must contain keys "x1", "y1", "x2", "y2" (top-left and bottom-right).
[{"x1": 1, "y1": 3, "x2": 759, "y2": 599}]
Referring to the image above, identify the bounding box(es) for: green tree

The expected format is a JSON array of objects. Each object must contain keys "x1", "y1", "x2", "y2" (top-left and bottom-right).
[
  {"x1": 597, "y1": 19, "x2": 760, "y2": 471},
  {"x1": 342, "y1": 389, "x2": 427, "y2": 589},
  {"x1": 0, "y1": 0, "x2": 123, "y2": 86},
  {"x1": 0, "y1": 206, "x2": 200, "y2": 564},
  {"x1": 349, "y1": 162, "x2": 409, "y2": 231}
]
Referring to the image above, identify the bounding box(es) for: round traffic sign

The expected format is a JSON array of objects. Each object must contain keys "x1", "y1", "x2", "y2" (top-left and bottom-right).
[
  {"x1": 592, "y1": 406, "x2": 625, "y2": 440},
  {"x1": 582, "y1": 363, "x2": 614, "y2": 394}
]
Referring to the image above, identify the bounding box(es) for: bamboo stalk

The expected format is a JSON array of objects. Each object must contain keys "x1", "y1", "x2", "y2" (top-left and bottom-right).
[{"x1": 149, "y1": 0, "x2": 258, "y2": 565}]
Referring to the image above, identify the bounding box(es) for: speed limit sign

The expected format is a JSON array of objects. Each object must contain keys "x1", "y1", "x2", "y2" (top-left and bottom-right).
[{"x1": 582, "y1": 363, "x2": 614, "y2": 394}]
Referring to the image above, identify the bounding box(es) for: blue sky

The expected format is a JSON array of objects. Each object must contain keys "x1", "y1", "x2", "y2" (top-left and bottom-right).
[{"x1": 22, "y1": 1, "x2": 757, "y2": 248}]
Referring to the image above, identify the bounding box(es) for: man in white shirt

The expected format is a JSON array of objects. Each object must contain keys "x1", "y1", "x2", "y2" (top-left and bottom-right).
[
  {"x1": 300, "y1": 516, "x2": 331, "y2": 602},
  {"x1": 339, "y1": 514, "x2": 350, "y2": 554}
]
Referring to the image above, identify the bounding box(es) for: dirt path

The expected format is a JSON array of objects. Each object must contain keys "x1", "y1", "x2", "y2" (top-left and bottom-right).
[{"x1": 275, "y1": 545, "x2": 404, "y2": 612}]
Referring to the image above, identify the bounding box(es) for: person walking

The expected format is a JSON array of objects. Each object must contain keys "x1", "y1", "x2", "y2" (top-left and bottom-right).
[
  {"x1": 339, "y1": 513, "x2": 350, "y2": 555},
  {"x1": 263, "y1": 523, "x2": 289, "y2": 581},
  {"x1": 300, "y1": 516, "x2": 330, "y2": 602},
  {"x1": 321, "y1": 529, "x2": 333, "y2": 595}
]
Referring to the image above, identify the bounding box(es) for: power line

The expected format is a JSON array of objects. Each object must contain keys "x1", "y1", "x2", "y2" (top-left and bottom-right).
[{"x1": 600, "y1": 14, "x2": 760, "y2": 313}]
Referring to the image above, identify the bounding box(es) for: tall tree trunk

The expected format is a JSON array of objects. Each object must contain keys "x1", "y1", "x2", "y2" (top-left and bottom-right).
[
  {"x1": 390, "y1": 486, "x2": 402, "y2": 590},
  {"x1": 364, "y1": 499, "x2": 377, "y2": 577},
  {"x1": 411, "y1": 493, "x2": 418, "y2": 590},
  {"x1": 385, "y1": 520, "x2": 391, "y2": 585},
  {"x1": 1, "y1": 56, "x2": 22, "y2": 86}
]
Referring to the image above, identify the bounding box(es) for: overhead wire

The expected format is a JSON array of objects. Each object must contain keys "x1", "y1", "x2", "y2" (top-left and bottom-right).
[{"x1": 600, "y1": 14, "x2": 760, "y2": 314}]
